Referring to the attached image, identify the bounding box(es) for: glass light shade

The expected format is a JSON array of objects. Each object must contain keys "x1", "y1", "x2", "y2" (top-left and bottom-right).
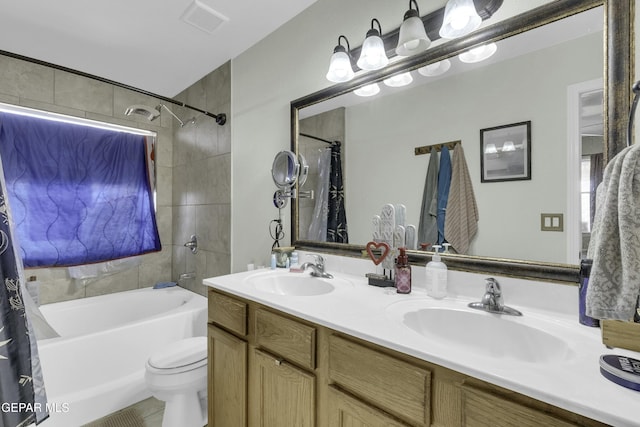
[
  {"x1": 484, "y1": 143, "x2": 498, "y2": 154},
  {"x1": 396, "y1": 14, "x2": 430, "y2": 57},
  {"x1": 502, "y1": 141, "x2": 516, "y2": 152},
  {"x1": 326, "y1": 50, "x2": 354, "y2": 83},
  {"x1": 354, "y1": 83, "x2": 380, "y2": 97},
  {"x1": 417, "y1": 59, "x2": 451, "y2": 77},
  {"x1": 384, "y1": 72, "x2": 413, "y2": 87},
  {"x1": 458, "y1": 42, "x2": 497, "y2": 63},
  {"x1": 357, "y1": 32, "x2": 389, "y2": 71},
  {"x1": 439, "y1": 0, "x2": 482, "y2": 39}
]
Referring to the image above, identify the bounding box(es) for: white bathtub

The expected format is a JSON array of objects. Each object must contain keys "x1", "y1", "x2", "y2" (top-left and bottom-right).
[{"x1": 36, "y1": 286, "x2": 207, "y2": 427}]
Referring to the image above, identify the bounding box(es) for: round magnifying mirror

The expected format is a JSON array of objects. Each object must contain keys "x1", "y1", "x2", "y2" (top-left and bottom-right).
[{"x1": 271, "y1": 150, "x2": 300, "y2": 189}]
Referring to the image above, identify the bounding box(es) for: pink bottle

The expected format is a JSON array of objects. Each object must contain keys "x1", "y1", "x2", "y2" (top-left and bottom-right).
[{"x1": 395, "y1": 247, "x2": 411, "y2": 294}]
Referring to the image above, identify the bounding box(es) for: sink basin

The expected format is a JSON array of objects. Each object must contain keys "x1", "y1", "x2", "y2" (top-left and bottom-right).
[
  {"x1": 386, "y1": 302, "x2": 573, "y2": 363},
  {"x1": 246, "y1": 271, "x2": 352, "y2": 296}
]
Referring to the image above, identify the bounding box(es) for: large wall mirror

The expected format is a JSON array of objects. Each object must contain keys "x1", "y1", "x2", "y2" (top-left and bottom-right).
[{"x1": 291, "y1": 0, "x2": 632, "y2": 283}]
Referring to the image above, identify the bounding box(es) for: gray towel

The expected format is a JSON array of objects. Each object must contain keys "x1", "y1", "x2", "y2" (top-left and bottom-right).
[
  {"x1": 418, "y1": 151, "x2": 439, "y2": 246},
  {"x1": 444, "y1": 146, "x2": 478, "y2": 254},
  {"x1": 586, "y1": 144, "x2": 640, "y2": 320}
]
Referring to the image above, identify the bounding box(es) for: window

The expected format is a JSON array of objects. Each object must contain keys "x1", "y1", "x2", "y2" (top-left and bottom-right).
[{"x1": 0, "y1": 104, "x2": 161, "y2": 267}]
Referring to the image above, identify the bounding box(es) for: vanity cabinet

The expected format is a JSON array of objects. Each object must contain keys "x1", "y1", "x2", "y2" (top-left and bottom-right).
[
  {"x1": 251, "y1": 348, "x2": 315, "y2": 426},
  {"x1": 328, "y1": 334, "x2": 430, "y2": 426},
  {"x1": 207, "y1": 325, "x2": 247, "y2": 426},
  {"x1": 207, "y1": 290, "x2": 249, "y2": 426},
  {"x1": 207, "y1": 289, "x2": 608, "y2": 427}
]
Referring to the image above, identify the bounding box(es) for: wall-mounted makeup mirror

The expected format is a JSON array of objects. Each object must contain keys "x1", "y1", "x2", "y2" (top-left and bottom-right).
[
  {"x1": 290, "y1": 0, "x2": 632, "y2": 283},
  {"x1": 271, "y1": 150, "x2": 309, "y2": 208}
]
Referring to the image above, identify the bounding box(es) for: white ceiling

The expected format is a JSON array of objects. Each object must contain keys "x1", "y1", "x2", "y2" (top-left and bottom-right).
[{"x1": 0, "y1": 0, "x2": 317, "y2": 97}]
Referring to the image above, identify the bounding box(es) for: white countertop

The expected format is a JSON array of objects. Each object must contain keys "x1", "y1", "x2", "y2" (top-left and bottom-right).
[{"x1": 204, "y1": 254, "x2": 640, "y2": 426}]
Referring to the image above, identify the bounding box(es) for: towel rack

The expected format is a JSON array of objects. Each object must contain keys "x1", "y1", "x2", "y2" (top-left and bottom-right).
[
  {"x1": 414, "y1": 140, "x2": 460, "y2": 155},
  {"x1": 627, "y1": 80, "x2": 640, "y2": 147}
]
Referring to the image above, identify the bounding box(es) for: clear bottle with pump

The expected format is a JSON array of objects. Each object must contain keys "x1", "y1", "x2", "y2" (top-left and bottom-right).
[
  {"x1": 425, "y1": 245, "x2": 447, "y2": 298},
  {"x1": 395, "y1": 247, "x2": 411, "y2": 294}
]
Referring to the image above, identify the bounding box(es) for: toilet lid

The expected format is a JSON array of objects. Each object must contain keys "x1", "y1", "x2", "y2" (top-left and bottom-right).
[{"x1": 148, "y1": 336, "x2": 207, "y2": 370}]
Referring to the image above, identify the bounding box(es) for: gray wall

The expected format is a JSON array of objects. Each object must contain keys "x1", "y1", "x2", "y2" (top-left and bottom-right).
[
  {"x1": 171, "y1": 62, "x2": 232, "y2": 296},
  {"x1": 0, "y1": 54, "x2": 231, "y2": 302}
]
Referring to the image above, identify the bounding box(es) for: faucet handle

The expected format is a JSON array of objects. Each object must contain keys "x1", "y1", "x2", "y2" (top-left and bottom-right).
[
  {"x1": 485, "y1": 277, "x2": 501, "y2": 295},
  {"x1": 308, "y1": 254, "x2": 325, "y2": 267}
]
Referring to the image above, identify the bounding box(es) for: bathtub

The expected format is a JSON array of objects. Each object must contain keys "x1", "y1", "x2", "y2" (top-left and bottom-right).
[{"x1": 36, "y1": 286, "x2": 207, "y2": 427}]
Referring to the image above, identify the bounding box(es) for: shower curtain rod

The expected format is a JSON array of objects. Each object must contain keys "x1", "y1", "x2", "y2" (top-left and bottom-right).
[
  {"x1": 300, "y1": 132, "x2": 340, "y2": 146},
  {"x1": 0, "y1": 49, "x2": 226, "y2": 125}
]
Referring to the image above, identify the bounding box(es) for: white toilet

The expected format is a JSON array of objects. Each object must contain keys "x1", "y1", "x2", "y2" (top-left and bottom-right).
[{"x1": 144, "y1": 336, "x2": 208, "y2": 427}]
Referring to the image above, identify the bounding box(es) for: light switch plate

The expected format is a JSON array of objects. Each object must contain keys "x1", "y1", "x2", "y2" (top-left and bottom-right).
[{"x1": 541, "y1": 213, "x2": 564, "y2": 231}]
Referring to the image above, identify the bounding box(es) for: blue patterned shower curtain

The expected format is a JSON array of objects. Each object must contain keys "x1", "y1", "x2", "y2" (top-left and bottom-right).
[{"x1": 0, "y1": 162, "x2": 48, "y2": 426}]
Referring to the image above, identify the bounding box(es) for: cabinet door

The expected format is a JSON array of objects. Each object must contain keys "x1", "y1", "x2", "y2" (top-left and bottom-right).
[
  {"x1": 328, "y1": 386, "x2": 412, "y2": 427},
  {"x1": 251, "y1": 348, "x2": 315, "y2": 427},
  {"x1": 208, "y1": 325, "x2": 247, "y2": 427}
]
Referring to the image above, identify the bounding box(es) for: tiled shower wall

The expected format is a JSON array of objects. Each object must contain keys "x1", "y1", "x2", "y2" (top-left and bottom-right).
[
  {"x1": 0, "y1": 54, "x2": 231, "y2": 302},
  {"x1": 171, "y1": 62, "x2": 231, "y2": 296}
]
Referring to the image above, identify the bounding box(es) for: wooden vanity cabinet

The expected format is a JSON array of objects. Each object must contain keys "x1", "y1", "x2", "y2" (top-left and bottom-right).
[
  {"x1": 207, "y1": 289, "x2": 609, "y2": 427},
  {"x1": 207, "y1": 325, "x2": 247, "y2": 426}
]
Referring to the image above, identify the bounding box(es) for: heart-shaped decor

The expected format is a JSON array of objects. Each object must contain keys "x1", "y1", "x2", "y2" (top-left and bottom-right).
[{"x1": 366, "y1": 241, "x2": 391, "y2": 266}]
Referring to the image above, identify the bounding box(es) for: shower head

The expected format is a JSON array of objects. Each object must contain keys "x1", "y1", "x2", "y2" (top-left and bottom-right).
[{"x1": 124, "y1": 104, "x2": 161, "y2": 121}]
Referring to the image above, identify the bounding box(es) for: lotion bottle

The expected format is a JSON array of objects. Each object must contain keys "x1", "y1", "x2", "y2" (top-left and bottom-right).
[
  {"x1": 395, "y1": 247, "x2": 411, "y2": 294},
  {"x1": 425, "y1": 245, "x2": 447, "y2": 299}
]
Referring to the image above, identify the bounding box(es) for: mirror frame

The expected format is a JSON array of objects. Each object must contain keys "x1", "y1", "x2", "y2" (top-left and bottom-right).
[{"x1": 290, "y1": 0, "x2": 633, "y2": 284}]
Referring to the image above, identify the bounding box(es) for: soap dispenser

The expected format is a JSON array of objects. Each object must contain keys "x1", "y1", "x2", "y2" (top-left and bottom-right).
[
  {"x1": 425, "y1": 245, "x2": 447, "y2": 299},
  {"x1": 395, "y1": 247, "x2": 411, "y2": 294}
]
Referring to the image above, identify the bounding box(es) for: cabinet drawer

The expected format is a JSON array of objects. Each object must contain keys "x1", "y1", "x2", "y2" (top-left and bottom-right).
[
  {"x1": 208, "y1": 290, "x2": 247, "y2": 336},
  {"x1": 329, "y1": 335, "x2": 430, "y2": 427},
  {"x1": 461, "y1": 385, "x2": 576, "y2": 427},
  {"x1": 328, "y1": 386, "x2": 411, "y2": 427},
  {"x1": 255, "y1": 308, "x2": 316, "y2": 370}
]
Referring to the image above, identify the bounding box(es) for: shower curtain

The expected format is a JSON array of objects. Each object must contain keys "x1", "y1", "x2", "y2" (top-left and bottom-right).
[
  {"x1": 0, "y1": 159, "x2": 48, "y2": 426},
  {"x1": 326, "y1": 143, "x2": 348, "y2": 243},
  {"x1": 307, "y1": 148, "x2": 331, "y2": 241}
]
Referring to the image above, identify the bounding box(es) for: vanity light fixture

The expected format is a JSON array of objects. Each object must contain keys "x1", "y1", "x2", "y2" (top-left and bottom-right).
[
  {"x1": 484, "y1": 143, "x2": 498, "y2": 154},
  {"x1": 354, "y1": 83, "x2": 381, "y2": 97},
  {"x1": 458, "y1": 42, "x2": 497, "y2": 63},
  {"x1": 383, "y1": 72, "x2": 414, "y2": 87},
  {"x1": 502, "y1": 141, "x2": 516, "y2": 152},
  {"x1": 357, "y1": 19, "x2": 389, "y2": 71},
  {"x1": 396, "y1": 0, "x2": 431, "y2": 57},
  {"x1": 417, "y1": 59, "x2": 452, "y2": 77},
  {"x1": 439, "y1": 0, "x2": 482, "y2": 39},
  {"x1": 326, "y1": 35, "x2": 355, "y2": 83}
]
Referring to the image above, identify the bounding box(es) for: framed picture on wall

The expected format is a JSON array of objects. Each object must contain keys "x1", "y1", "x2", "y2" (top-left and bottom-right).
[{"x1": 480, "y1": 121, "x2": 531, "y2": 182}]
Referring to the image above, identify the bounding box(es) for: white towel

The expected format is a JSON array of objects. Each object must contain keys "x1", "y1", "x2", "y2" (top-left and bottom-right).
[
  {"x1": 586, "y1": 144, "x2": 640, "y2": 320},
  {"x1": 444, "y1": 146, "x2": 479, "y2": 254}
]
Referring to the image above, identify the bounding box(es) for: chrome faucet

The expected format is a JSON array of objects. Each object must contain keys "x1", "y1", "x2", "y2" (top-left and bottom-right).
[
  {"x1": 299, "y1": 254, "x2": 333, "y2": 279},
  {"x1": 468, "y1": 277, "x2": 522, "y2": 316}
]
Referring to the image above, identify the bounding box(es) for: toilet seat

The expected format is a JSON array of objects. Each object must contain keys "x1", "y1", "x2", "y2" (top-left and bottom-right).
[{"x1": 147, "y1": 336, "x2": 207, "y2": 374}]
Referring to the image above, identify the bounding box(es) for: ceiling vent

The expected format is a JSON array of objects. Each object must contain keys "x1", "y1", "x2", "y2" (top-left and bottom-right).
[{"x1": 180, "y1": 0, "x2": 229, "y2": 34}]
